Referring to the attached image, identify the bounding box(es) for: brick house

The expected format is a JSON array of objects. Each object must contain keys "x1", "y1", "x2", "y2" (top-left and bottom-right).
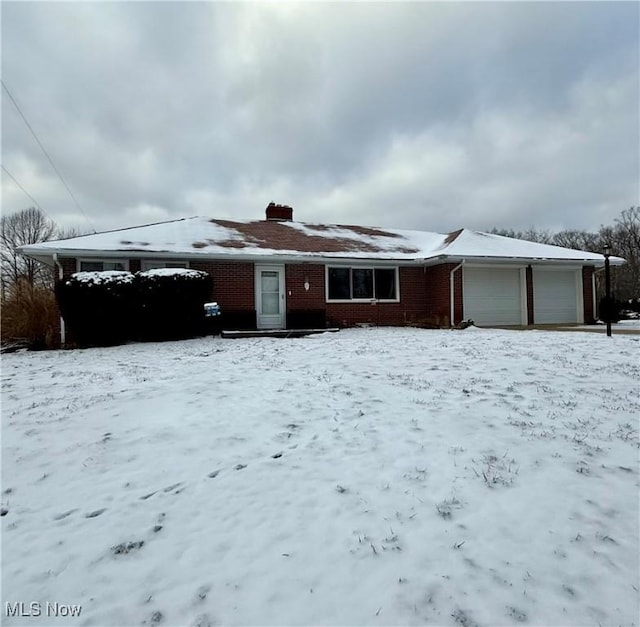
[{"x1": 21, "y1": 203, "x2": 624, "y2": 338}]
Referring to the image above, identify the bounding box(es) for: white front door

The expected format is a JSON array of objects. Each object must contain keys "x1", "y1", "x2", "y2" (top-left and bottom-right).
[{"x1": 255, "y1": 265, "x2": 286, "y2": 329}]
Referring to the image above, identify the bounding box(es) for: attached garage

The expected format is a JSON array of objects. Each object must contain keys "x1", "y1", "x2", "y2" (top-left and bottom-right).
[
  {"x1": 463, "y1": 267, "x2": 525, "y2": 326},
  {"x1": 533, "y1": 268, "x2": 581, "y2": 324}
]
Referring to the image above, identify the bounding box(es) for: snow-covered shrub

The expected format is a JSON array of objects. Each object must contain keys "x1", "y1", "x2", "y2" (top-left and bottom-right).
[
  {"x1": 134, "y1": 268, "x2": 212, "y2": 341},
  {"x1": 56, "y1": 271, "x2": 136, "y2": 346},
  {"x1": 55, "y1": 268, "x2": 213, "y2": 346}
]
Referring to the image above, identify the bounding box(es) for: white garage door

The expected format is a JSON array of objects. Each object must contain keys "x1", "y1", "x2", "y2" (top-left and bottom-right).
[
  {"x1": 463, "y1": 267, "x2": 524, "y2": 326},
  {"x1": 533, "y1": 269, "x2": 578, "y2": 324}
]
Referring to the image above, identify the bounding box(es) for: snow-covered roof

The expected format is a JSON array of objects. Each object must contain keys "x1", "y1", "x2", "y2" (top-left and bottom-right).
[{"x1": 20, "y1": 216, "x2": 624, "y2": 266}]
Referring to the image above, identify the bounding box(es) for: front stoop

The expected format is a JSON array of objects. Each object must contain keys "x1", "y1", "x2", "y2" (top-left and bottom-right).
[{"x1": 221, "y1": 328, "x2": 340, "y2": 339}]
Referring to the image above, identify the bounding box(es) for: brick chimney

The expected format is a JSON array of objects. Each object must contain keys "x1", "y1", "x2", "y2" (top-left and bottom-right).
[{"x1": 265, "y1": 202, "x2": 293, "y2": 222}]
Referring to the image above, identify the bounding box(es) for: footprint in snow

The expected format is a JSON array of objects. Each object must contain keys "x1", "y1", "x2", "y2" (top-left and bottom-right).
[
  {"x1": 163, "y1": 482, "x2": 183, "y2": 493},
  {"x1": 272, "y1": 452, "x2": 283, "y2": 459},
  {"x1": 84, "y1": 508, "x2": 106, "y2": 518},
  {"x1": 207, "y1": 470, "x2": 220, "y2": 479},
  {"x1": 140, "y1": 491, "x2": 158, "y2": 501},
  {"x1": 53, "y1": 509, "x2": 78, "y2": 520},
  {"x1": 195, "y1": 584, "x2": 211, "y2": 602},
  {"x1": 235, "y1": 464, "x2": 247, "y2": 471},
  {"x1": 191, "y1": 614, "x2": 213, "y2": 627},
  {"x1": 111, "y1": 540, "x2": 144, "y2": 555}
]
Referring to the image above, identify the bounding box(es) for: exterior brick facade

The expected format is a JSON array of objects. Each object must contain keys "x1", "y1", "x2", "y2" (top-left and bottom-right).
[
  {"x1": 424, "y1": 263, "x2": 462, "y2": 327},
  {"x1": 285, "y1": 264, "x2": 325, "y2": 310},
  {"x1": 189, "y1": 260, "x2": 254, "y2": 309},
  {"x1": 50, "y1": 256, "x2": 600, "y2": 341}
]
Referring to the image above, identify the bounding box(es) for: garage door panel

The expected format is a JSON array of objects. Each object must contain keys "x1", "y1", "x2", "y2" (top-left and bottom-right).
[
  {"x1": 533, "y1": 270, "x2": 578, "y2": 324},
  {"x1": 463, "y1": 268, "x2": 523, "y2": 326}
]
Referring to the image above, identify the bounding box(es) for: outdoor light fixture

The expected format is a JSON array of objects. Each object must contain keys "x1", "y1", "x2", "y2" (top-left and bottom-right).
[
  {"x1": 603, "y1": 244, "x2": 612, "y2": 337},
  {"x1": 304, "y1": 277, "x2": 310, "y2": 291}
]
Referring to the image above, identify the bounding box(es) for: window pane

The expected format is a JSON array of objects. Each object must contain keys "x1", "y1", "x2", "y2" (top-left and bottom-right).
[
  {"x1": 375, "y1": 268, "x2": 396, "y2": 299},
  {"x1": 328, "y1": 268, "x2": 350, "y2": 299},
  {"x1": 142, "y1": 262, "x2": 186, "y2": 270},
  {"x1": 352, "y1": 268, "x2": 373, "y2": 299},
  {"x1": 262, "y1": 292, "x2": 279, "y2": 315},
  {"x1": 261, "y1": 271, "x2": 279, "y2": 293},
  {"x1": 80, "y1": 261, "x2": 103, "y2": 272},
  {"x1": 105, "y1": 261, "x2": 125, "y2": 271}
]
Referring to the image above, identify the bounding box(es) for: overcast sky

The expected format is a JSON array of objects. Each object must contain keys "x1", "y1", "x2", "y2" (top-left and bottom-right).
[{"x1": 2, "y1": 1, "x2": 638, "y2": 235}]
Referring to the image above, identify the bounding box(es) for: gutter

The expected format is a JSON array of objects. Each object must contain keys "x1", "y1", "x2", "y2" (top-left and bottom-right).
[
  {"x1": 52, "y1": 253, "x2": 66, "y2": 346},
  {"x1": 450, "y1": 260, "x2": 464, "y2": 327}
]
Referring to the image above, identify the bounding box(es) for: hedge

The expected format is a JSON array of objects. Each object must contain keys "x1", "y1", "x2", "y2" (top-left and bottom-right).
[{"x1": 55, "y1": 268, "x2": 212, "y2": 346}]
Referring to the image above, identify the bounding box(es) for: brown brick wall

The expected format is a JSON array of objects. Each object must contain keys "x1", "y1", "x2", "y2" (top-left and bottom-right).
[
  {"x1": 285, "y1": 264, "x2": 326, "y2": 310},
  {"x1": 58, "y1": 257, "x2": 77, "y2": 279},
  {"x1": 189, "y1": 260, "x2": 254, "y2": 309},
  {"x1": 582, "y1": 266, "x2": 595, "y2": 323},
  {"x1": 424, "y1": 263, "x2": 462, "y2": 327}
]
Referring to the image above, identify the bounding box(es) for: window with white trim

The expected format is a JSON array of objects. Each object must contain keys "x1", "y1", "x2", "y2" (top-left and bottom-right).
[
  {"x1": 326, "y1": 267, "x2": 399, "y2": 302},
  {"x1": 141, "y1": 261, "x2": 189, "y2": 271},
  {"x1": 78, "y1": 260, "x2": 128, "y2": 272}
]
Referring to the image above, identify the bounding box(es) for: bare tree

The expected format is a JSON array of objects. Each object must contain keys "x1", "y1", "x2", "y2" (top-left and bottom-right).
[
  {"x1": 551, "y1": 229, "x2": 600, "y2": 253},
  {"x1": 602, "y1": 207, "x2": 640, "y2": 304},
  {"x1": 488, "y1": 227, "x2": 553, "y2": 243},
  {"x1": 56, "y1": 225, "x2": 90, "y2": 240},
  {"x1": 1, "y1": 207, "x2": 57, "y2": 298}
]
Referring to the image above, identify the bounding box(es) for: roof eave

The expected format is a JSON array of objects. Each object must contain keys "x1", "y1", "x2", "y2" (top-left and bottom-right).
[
  {"x1": 18, "y1": 247, "x2": 424, "y2": 266},
  {"x1": 434, "y1": 254, "x2": 625, "y2": 267},
  {"x1": 19, "y1": 247, "x2": 626, "y2": 267}
]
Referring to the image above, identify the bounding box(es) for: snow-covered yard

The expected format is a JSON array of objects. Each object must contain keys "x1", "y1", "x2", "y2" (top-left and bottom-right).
[{"x1": 2, "y1": 327, "x2": 639, "y2": 627}]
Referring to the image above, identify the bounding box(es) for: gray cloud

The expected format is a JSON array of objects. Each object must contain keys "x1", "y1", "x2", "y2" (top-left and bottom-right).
[{"x1": 2, "y1": 1, "x2": 638, "y2": 235}]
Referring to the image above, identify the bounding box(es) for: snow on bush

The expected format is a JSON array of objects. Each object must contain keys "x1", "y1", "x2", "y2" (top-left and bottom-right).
[
  {"x1": 58, "y1": 269, "x2": 212, "y2": 346},
  {"x1": 68, "y1": 270, "x2": 135, "y2": 286},
  {"x1": 137, "y1": 268, "x2": 208, "y2": 280}
]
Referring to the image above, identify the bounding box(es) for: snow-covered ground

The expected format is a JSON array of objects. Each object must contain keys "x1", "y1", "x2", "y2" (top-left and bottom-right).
[
  {"x1": 2, "y1": 328, "x2": 639, "y2": 627},
  {"x1": 564, "y1": 320, "x2": 640, "y2": 331}
]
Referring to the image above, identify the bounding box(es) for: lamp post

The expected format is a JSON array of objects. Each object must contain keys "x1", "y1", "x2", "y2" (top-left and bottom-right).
[{"x1": 603, "y1": 244, "x2": 612, "y2": 337}]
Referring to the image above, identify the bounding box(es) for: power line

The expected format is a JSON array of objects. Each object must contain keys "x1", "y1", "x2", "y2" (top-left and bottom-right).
[
  {"x1": 1, "y1": 164, "x2": 54, "y2": 222},
  {"x1": 1, "y1": 79, "x2": 97, "y2": 233}
]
